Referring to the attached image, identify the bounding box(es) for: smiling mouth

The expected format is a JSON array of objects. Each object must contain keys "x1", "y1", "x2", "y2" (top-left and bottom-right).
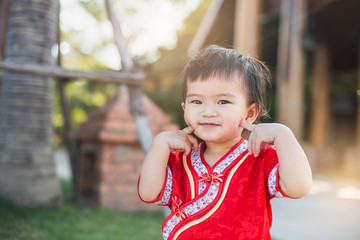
[{"x1": 199, "y1": 123, "x2": 220, "y2": 127}]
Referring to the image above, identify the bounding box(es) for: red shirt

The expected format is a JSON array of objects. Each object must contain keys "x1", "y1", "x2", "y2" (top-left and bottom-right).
[{"x1": 139, "y1": 139, "x2": 287, "y2": 240}]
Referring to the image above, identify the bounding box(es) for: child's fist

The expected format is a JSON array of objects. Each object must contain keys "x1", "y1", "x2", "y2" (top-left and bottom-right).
[{"x1": 157, "y1": 126, "x2": 198, "y2": 156}]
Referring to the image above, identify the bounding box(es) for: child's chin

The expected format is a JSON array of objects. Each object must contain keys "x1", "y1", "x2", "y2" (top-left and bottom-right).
[{"x1": 200, "y1": 136, "x2": 222, "y2": 143}]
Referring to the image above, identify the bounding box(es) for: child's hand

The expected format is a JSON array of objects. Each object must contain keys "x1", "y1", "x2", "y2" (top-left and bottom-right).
[
  {"x1": 240, "y1": 122, "x2": 289, "y2": 157},
  {"x1": 156, "y1": 126, "x2": 198, "y2": 156}
]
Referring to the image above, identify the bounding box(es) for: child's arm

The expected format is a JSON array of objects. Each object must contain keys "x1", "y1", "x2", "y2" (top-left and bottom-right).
[
  {"x1": 240, "y1": 122, "x2": 312, "y2": 198},
  {"x1": 138, "y1": 126, "x2": 198, "y2": 202}
]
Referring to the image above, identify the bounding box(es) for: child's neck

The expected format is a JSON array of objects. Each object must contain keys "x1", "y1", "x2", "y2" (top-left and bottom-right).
[{"x1": 203, "y1": 138, "x2": 241, "y2": 168}]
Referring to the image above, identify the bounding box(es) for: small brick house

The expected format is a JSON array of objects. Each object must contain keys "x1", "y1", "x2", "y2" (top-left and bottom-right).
[{"x1": 77, "y1": 86, "x2": 178, "y2": 211}]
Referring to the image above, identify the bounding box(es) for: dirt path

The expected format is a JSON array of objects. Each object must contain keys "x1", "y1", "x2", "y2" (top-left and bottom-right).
[{"x1": 271, "y1": 175, "x2": 360, "y2": 240}]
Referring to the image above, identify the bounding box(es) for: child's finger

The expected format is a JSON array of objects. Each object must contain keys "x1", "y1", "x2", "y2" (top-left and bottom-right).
[
  {"x1": 183, "y1": 144, "x2": 192, "y2": 156},
  {"x1": 253, "y1": 135, "x2": 262, "y2": 157},
  {"x1": 247, "y1": 132, "x2": 254, "y2": 155},
  {"x1": 184, "y1": 138, "x2": 196, "y2": 156},
  {"x1": 187, "y1": 134, "x2": 199, "y2": 153},
  {"x1": 240, "y1": 121, "x2": 255, "y2": 132},
  {"x1": 249, "y1": 131, "x2": 259, "y2": 156},
  {"x1": 182, "y1": 126, "x2": 194, "y2": 135}
]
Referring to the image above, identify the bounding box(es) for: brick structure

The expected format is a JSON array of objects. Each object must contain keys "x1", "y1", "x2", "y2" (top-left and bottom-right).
[{"x1": 77, "y1": 86, "x2": 178, "y2": 211}]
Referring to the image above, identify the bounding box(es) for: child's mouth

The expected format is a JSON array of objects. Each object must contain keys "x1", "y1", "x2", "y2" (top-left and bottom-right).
[{"x1": 199, "y1": 123, "x2": 220, "y2": 128}]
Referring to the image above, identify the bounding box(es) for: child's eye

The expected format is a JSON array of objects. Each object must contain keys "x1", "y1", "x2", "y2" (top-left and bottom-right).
[
  {"x1": 190, "y1": 100, "x2": 202, "y2": 104},
  {"x1": 218, "y1": 100, "x2": 230, "y2": 105}
]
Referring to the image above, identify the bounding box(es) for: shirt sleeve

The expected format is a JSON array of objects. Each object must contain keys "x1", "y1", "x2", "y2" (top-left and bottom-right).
[
  {"x1": 264, "y1": 145, "x2": 289, "y2": 199},
  {"x1": 138, "y1": 166, "x2": 173, "y2": 206}
]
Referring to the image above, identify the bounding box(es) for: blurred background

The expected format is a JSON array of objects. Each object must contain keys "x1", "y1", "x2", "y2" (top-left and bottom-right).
[{"x1": 0, "y1": 0, "x2": 359, "y2": 239}]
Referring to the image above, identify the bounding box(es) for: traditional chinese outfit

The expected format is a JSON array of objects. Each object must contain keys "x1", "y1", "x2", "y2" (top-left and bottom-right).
[{"x1": 139, "y1": 139, "x2": 287, "y2": 240}]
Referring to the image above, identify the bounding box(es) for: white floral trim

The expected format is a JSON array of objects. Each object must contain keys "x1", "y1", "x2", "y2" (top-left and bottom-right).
[
  {"x1": 183, "y1": 181, "x2": 220, "y2": 215},
  {"x1": 162, "y1": 183, "x2": 221, "y2": 239},
  {"x1": 191, "y1": 143, "x2": 208, "y2": 194},
  {"x1": 163, "y1": 215, "x2": 181, "y2": 239},
  {"x1": 154, "y1": 167, "x2": 173, "y2": 205},
  {"x1": 213, "y1": 140, "x2": 248, "y2": 174},
  {"x1": 268, "y1": 164, "x2": 283, "y2": 198}
]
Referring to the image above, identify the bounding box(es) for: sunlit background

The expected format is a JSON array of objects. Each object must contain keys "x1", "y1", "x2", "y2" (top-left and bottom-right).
[
  {"x1": 60, "y1": 0, "x2": 201, "y2": 68},
  {"x1": 57, "y1": 1, "x2": 360, "y2": 239},
  {"x1": 0, "y1": 0, "x2": 360, "y2": 239}
]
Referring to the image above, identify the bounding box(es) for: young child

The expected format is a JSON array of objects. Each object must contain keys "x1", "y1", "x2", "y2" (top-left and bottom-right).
[{"x1": 138, "y1": 45, "x2": 312, "y2": 240}]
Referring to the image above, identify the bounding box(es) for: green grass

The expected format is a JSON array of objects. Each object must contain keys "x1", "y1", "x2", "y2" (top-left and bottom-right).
[{"x1": 0, "y1": 181, "x2": 164, "y2": 240}]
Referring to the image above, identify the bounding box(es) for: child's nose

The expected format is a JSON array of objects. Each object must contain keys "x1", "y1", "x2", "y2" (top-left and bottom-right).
[{"x1": 201, "y1": 104, "x2": 217, "y2": 117}]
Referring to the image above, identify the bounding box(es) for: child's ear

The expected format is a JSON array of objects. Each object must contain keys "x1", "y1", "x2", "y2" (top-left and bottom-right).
[
  {"x1": 245, "y1": 103, "x2": 260, "y2": 124},
  {"x1": 181, "y1": 102, "x2": 185, "y2": 111}
]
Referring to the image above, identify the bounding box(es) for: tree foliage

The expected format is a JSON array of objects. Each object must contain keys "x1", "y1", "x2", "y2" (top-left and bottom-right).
[
  {"x1": 144, "y1": 0, "x2": 211, "y2": 129},
  {"x1": 55, "y1": 0, "x2": 209, "y2": 145},
  {"x1": 55, "y1": 0, "x2": 119, "y2": 145}
]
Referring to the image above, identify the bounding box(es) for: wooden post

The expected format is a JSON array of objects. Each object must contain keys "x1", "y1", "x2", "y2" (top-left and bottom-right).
[
  {"x1": 56, "y1": 3, "x2": 79, "y2": 201},
  {"x1": 276, "y1": 0, "x2": 306, "y2": 139},
  {"x1": 0, "y1": 0, "x2": 10, "y2": 60},
  {"x1": 0, "y1": 0, "x2": 10, "y2": 92},
  {"x1": 357, "y1": 39, "x2": 360, "y2": 147},
  {"x1": 188, "y1": 0, "x2": 224, "y2": 56},
  {"x1": 309, "y1": 42, "x2": 331, "y2": 147},
  {"x1": 234, "y1": 0, "x2": 261, "y2": 57}
]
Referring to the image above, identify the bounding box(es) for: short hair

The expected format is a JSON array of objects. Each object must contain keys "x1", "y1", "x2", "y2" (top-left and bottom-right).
[{"x1": 181, "y1": 45, "x2": 271, "y2": 121}]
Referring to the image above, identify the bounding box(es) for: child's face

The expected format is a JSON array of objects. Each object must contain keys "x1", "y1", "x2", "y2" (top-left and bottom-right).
[{"x1": 182, "y1": 77, "x2": 258, "y2": 145}]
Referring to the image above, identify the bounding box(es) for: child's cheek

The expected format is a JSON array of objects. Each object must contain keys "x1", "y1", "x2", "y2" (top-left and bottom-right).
[{"x1": 183, "y1": 110, "x2": 193, "y2": 128}]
